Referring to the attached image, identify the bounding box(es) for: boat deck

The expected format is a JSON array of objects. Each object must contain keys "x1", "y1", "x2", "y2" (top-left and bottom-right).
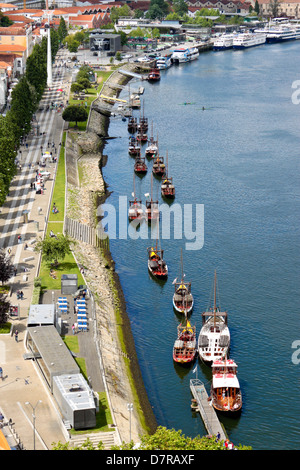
[{"x1": 190, "y1": 378, "x2": 227, "y2": 441}]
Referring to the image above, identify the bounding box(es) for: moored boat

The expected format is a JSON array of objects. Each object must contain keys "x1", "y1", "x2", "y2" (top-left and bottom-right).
[
  {"x1": 172, "y1": 250, "x2": 193, "y2": 315},
  {"x1": 134, "y1": 156, "x2": 147, "y2": 175},
  {"x1": 173, "y1": 313, "x2": 197, "y2": 364},
  {"x1": 145, "y1": 174, "x2": 159, "y2": 222},
  {"x1": 156, "y1": 54, "x2": 172, "y2": 70},
  {"x1": 213, "y1": 33, "x2": 236, "y2": 51},
  {"x1": 147, "y1": 243, "x2": 168, "y2": 280},
  {"x1": 161, "y1": 150, "x2": 175, "y2": 199},
  {"x1": 152, "y1": 155, "x2": 166, "y2": 178},
  {"x1": 128, "y1": 175, "x2": 144, "y2": 221},
  {"x1": 128, "y1": 137, "x2": 140, "y2": 157},
  {"x1": 145, "y1": 123, "x2": 158, "y2": 158},
  {"x1": 148, "y1": 68, "x2": 160, "y2": 81},
  {"x1": 187, "y1": 47, "x2": 199, "y2": 61},
  {"x1": 232, "y1": 32, "x2": 266, "y2": 49},
  {"x1": 197, "y1": 271, "x2": 230, "y2": 365},
  {"x1": 161, "y1": 176, "x2": 175, "y2": 199},
  {"x1": 128, "y1": 116, "x2": 137, "y2": 133},
  {"x1": 210, "y1": 358, "x2": 242, "y2": 414},
  {"x1": 171, "y1": 47, "x2": 190, "y2": 64}
]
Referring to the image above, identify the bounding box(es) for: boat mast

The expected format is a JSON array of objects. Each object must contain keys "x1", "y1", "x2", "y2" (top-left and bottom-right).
[{"x1": 213, "y1": 270, "x2": 217, "y2": 329}]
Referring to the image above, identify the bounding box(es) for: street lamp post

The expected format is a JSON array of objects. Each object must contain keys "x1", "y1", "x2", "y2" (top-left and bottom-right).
[
  {"x1": 127, "y1": 403, "x2": 133, "y2": 443},
  {"x1": 25, "y1": 400, "x2": 42, "y2": 450}
]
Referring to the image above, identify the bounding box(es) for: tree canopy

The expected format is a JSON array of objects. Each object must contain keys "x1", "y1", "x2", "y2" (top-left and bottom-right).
[
  {"x1": 51, "y1": 426, "x2": 252, "y2": 450},
  {"x1": 35, "y1": 234, "x2": 72, "y2": 267},
  {"x1": 62, "y1": 105, "x2": 88, "y2": 127}
]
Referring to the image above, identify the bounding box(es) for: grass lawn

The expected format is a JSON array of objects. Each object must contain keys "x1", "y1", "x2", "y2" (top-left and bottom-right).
[
  {"x1": 67, "y1": 69, "x2": 115, "y2": 131},
  {"x1": 48, "y1": 139, "x2": 66, "y2": 222},
  {"x1": 39, "y1": 132, "x2": 84, "y2": 290}
]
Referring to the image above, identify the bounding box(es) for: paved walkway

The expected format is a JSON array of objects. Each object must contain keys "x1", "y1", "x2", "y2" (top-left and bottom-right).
[{"x1": 0, "y1": 50, "x2": 79, "y2": 450}]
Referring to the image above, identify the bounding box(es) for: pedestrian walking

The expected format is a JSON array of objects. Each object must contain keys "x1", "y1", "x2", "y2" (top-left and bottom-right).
[
  {"x1": 0, "y1": 366, "x2": 3, "y2": 380},
  {"x1": 72, "y1": 324, "x2": 75, "y2": 335},
  {"x1": 14, "y1": 330, "x2": 18, "y2": 342}
]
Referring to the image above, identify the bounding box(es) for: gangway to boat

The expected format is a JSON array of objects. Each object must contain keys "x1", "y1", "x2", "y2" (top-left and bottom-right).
[{"x1": 190, "y1": 378, "x2": 227, "y2": 441}]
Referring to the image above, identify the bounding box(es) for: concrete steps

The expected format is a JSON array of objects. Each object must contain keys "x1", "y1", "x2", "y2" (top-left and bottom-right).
[{"x1": 68, "y1": 431, "x2": 116, "y2": 450}]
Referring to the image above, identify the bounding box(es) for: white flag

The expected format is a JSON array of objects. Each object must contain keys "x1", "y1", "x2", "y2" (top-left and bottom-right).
[
  {"x1": 193, "y1": 365, "x2": 197, "y2": 374},
  {"x1": 172, "y1": 278, "x2": 177, "y2": 285}
]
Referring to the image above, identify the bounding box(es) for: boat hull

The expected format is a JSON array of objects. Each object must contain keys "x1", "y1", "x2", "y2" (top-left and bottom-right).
[
  {"x1": 148, "y1": 261, "x2": 168, "y2": 280},
  {"x1": 172, "y1": 297, "x2": 193, "y2": 315}
]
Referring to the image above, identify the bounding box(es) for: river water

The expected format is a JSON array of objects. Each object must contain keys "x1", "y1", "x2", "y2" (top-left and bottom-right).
[{"x1": 102, "y1": 41, "x2": 300, "y2": 450}]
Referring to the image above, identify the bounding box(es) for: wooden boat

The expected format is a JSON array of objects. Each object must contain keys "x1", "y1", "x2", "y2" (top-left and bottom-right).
[
  {"x1": 210, "y1": 358, "x2": 242, "y2": 413},
  {"x1": 147, "y1": 242, "x2": 168, "y2": 280},
  {"x1": 134, "y1": 156, "x2": 147, "y2": 175},
  {"x1": 145, "y1": 124, "x2": 158, "y2": 159},
  {"x1": 152, "y1": 155, "x2": 166, "y2": 178},
  {"x1": 161, "y1": 151, "x2": 175, "y2": 199},
  {"x1": 145, "y1": 174, "x2": 159, "y2": 222},
  {"x1": 172, "y1": 250, "x2": 194, "y2": 314},
  {"x1": 161, "y1": 176, "x2": 175, "y2": 199},
  {"x1": 197, "y1": 271, "x2": 230, "y2": 365},
  {"x1": 173, "y1": 310, "x2": 196, "y2": 364},
  {"x1": 136, "y1": 131, "x2": 148, "y2": 144},
  {"x1": 148, "y1": 68, "x2": 161, "y2": 82},
  {"x1": 128, "y1": 137, "x2": 140, "y2": 157},
  {"x1": 128, "y1": 175, "x2": 144, "y2": 221},
  {"x1": 128, "y1": 116, "x2": 137, "y2": 133}
]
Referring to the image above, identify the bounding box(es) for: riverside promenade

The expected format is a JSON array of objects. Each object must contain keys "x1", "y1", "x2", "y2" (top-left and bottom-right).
[
  {"x1": 0, "y1": 53, "x2": 150, "y2": 450},
  {"x1": 0, "y1": 50, "x2": 71, "y2": 449}
]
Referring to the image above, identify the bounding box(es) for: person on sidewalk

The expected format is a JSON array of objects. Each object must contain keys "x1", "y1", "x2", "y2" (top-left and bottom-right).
[{"x1": 14, "y1": 330, "x2": 19, "y2": 342}]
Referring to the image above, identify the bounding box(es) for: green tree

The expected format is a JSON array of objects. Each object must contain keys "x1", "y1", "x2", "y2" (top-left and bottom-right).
[
  {"x1": 146, "y1": 0, "x2": 170, "y2": 19},
  {"x1": 10, "y1": 77, "x2": 35, "y2": 139},
  {"x1": 52, "y1": 426, "x2": 252, "y2": 450},
  {"x1": 0, "y1": 249, "x2": 14, "y2": 285},
  {"x1": 254, "y1": 0, "x2": 260, "y2": 14},
  {"x1": 0, "y1": 292, "x2": 10, "y2": 325},
  {"x1": 172, "y1": 0, "x2": 188, "y2": 16},
  {"x1": 58, "y1": 17, "x2": 68, "y2": 43},
  {"x1": 25, "y1": 43, "x2": 47, "y2": 100},
  {"x1": 0, "y1": 116, "x2": 17, "y2": 204},
  {"x1": 110, "y1": 5, "x2": 132, "y2": 24},
  {"x1": 71, "y1": 82, "x2": 84, "y2": 94},
  {"x1": 62, "y1": 105, "x2": 88, "y2": 128},
  {"x1": 35, "y1": 234, "x2": 72, "y2": 267}
]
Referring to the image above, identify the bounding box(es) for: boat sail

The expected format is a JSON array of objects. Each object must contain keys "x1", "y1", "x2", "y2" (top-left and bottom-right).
[
  {"x1": 172, "y1": 249, "x2": 193, "y2": 314},
  {"x1": 197, "y1": 271, "x2": 230, "y2": 364},
  {"x1": 210, "y1": 358, "x2": 242, "y2": 413},
  {"x1": 173, "y1": 307, "x2": 196, "y2": 364}
]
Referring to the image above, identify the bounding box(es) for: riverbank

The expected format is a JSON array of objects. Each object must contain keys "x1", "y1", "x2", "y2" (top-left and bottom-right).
[{"x1": 65, "y1": 63, "x2": 157, "y2": 444}]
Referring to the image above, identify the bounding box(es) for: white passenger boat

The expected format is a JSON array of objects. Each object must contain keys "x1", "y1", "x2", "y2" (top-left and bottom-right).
[
  {"x1": 171, "y1": 47, "x2": 190, "y2": 64},
  {"x1": 210, "y1": 358, "x2": 242, "y2": 414},
  {"x1": 197, "y1": 271, "x2": 230, "y2": 365},
  {"x1": 156, "y1": 55, "x2": 172, "y2": 70},
  {"x1": 187, "y1": 47, "x2": 199, "y2": 61},
  {"x1": 265, "y1": 25, "x2": 297, "y2": 43},
  {"x1": 232, "y1": 32, "x2": 266, "y2": 49},
  {"x1": 213, "y1": 34, "x2": 235, "y2": 50}
]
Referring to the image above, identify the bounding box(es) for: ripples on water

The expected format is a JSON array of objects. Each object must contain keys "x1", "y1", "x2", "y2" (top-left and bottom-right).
[{"x1": 102, "y1": 42, "x2": 300, "y2": 449}]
